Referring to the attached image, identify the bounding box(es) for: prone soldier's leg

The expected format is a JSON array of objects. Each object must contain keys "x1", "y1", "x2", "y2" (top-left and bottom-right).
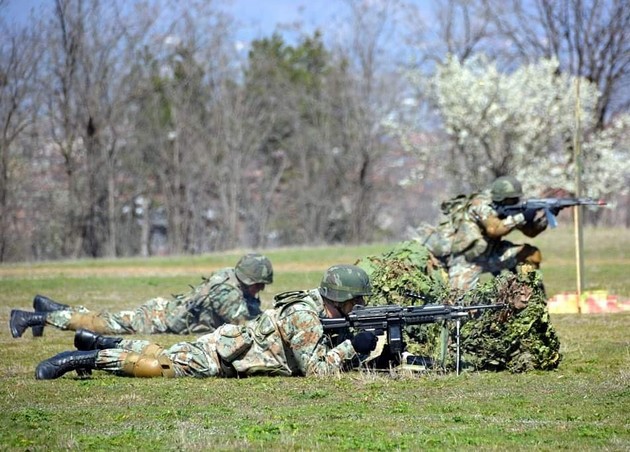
[
  {"x1": 44, "y1": 308, "x2": 112, "y2": 334},
  {"x1": 104, "y1": 297, "x2": 172, "y2": 335},
  {"x1": 37, "y1": 335, "x2": 224, "y2": 379},
  {"x1": 36, "y1": 341, "x2": 177, "y2": 380},
  {"x1": 53, "y1": 297, "x2": 172, "y2": 335},
  {"x1": 97, "y1": 339, "x2": 222, "y2": 378}
]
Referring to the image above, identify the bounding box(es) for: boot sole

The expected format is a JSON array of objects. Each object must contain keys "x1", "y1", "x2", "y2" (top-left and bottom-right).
[{"x1": 9, "y1": 310, "x2": 25, "y2": 338}]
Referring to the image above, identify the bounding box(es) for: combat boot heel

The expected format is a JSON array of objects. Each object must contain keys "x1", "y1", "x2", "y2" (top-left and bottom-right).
[
  {"x1": 10, "y1": 310, "x2": 47, "y2": 338},
  {"x1": 32, "y1": 295, "x2": 70, "y2": 337},
  {"x1": 74, "y1": 329, "x2": 122, "y2": 350}
]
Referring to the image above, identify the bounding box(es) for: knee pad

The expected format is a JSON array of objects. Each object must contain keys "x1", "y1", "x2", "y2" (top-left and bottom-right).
[
  {"x1": 516, "y1": 244, "x2": 542, "y2": 267},
  {"x1": 67, "y1": 313, "x2": 110, "y2": 334},
  {"x1": 121, "y1": 352, "x2": 176, "y2": 378},
  {"x1": 139, "y1": 343, "x2": 166, "y2": 358}
]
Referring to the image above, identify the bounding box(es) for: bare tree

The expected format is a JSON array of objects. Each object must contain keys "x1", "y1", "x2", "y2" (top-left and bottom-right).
[
  {"x1": 126, "y1": 2, "x2": 249, "y2": 253},
  {"x1": 209, "y1": 80, "x2": 280, "y2": 249},
  {"x1": 328, "y1": 0, "x2": 409, "y2": 243},
  {"x1": 483, "y1": 0, "x2": 630, "y2": 128},
  {"x1": 422, "y1": 0, "x2": 493, "y2": 64},
  {"x1": 0, "y1": 20, "x2": 42, "y2": 261},
  {"x1": 38, "y1": 0, "x2": 157, "y2": 258}
]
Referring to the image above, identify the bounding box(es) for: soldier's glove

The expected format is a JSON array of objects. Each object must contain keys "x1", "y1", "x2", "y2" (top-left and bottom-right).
[
  {"x1": 533, "y1": 215, "x2": 548, "y2": 229},
  {"x1": 351, "y1": 331, "x2": 378, "y2": 354},
  {"x1": 523, "y1": 208, "x2": 538, "y2": 223},
  {"x1": 244, "y1": 295, "x2": 262, "y2": 317}
]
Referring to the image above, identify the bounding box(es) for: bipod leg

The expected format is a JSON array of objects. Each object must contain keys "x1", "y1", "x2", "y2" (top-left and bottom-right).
[{"x1": 456, "y1": 318, "x2": 461, "y2": 376}]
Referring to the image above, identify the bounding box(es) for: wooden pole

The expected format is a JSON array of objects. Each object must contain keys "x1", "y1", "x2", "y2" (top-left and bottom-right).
[{"x1": 573, "y1": 78, "x2": 584, "y2": 314}]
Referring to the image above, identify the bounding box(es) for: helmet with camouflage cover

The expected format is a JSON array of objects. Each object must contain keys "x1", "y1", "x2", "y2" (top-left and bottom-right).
[
  {"x1": 235, "y1": 253, "x2": 273, "y2": 285},
  {"x1": 319, "y1": 264, "x2": 371, "y2": 303},
  {"x1": 490, "y1": 176, "x2": 523, "y2": 202}
]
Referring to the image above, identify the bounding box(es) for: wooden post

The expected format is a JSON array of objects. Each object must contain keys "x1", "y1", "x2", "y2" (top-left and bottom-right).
[{"x1": 573, "y1": 78, "x2": 584, "y2": 314}]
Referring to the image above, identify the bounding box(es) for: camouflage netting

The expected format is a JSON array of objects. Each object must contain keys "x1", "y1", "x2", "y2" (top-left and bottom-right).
[
  {"x1": 356, "y1": 240, "x2": 562, "y2": 373},
  {"x1": 355, "y1": 240, "x2": 450, "y2": 304},
  {"x1": 356, "y1": 240, "x2": 452, "y2": 365},
  {"x1": 457, "y1": 271, "x2": 562, "y2": 372}
]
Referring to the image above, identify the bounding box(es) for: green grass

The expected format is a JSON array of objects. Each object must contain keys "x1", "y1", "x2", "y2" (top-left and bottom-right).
[{"x1": 0, "y1": 228, "x2": 628, "y2": 451}]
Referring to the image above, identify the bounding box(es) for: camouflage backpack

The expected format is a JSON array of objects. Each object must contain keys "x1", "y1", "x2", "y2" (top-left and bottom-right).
[
  {"x1": 414, "y1": 194, "x2": 483, "y2": 258},
  {"x1": 413, "y1": 222, "x2": 454, "y2": 257}
]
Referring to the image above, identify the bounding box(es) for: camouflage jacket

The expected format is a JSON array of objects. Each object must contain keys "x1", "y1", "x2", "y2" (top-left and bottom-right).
[
  {"x1": 468, "y1": 191, "x2": 520, "y2": 236},
  {"x1": 211, "y1": 289, "x2": 357, "y2": 377},
  {"x1": 448, "y1": 191, "x2": 544, "y2": 260},
  {"x1": 165, "y1": 268, "x2": 261, "y2": 334}
]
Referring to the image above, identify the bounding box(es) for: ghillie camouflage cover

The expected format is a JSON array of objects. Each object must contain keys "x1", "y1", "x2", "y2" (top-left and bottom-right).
[
  {"x1": 355, "y1": 240, "x2": 450, "y2": 304},
  {"x1": 356, "y1": 240, "x2": 562, "y2": 373},
  {"x1": 457, "y1": 271, "x2": 562, "y2": 372}
]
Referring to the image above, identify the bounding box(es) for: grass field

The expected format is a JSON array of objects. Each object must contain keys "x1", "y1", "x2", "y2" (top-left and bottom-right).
[{"x1": 0, "y1": 228, "x2": 628, "y2": 450}]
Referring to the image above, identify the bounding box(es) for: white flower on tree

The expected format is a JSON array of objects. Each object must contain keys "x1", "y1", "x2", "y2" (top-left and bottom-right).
[{"x1": 393, "y1": 54, "x2": 630, "y2": 200}]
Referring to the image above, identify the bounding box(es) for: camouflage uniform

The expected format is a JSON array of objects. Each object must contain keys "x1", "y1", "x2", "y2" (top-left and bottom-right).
[
  {"x1": 35, "y1": 264, "x2": 373, "y2": 380},
  {"x1": 45, "y1": 268, "x2": 261, "y2": 335},
  {"x1": 88, "y1": 289, "x2": 356, "y2": 378},
  {"x1": 446, "y1": 191, "x2": 546, "y2": 290},
  {"x1": 10, "y1": 253, "x2": 273, "y2": 339}
]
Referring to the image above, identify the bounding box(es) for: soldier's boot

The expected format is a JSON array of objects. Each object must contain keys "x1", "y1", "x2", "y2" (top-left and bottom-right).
[
  {"x1": 33, "y1": 294, "x2": 70, "y2": 312},
  {"x1": 515, "y1": 245, "x2": 546, "y2": 295},
  {"x1": 74, "y1": 329, "x2": 123, "y2": 351},
  {"x1": 35, "y1": 350, "x2": 98, "y2": 380},
  {"x1": 32, "y1": 295, "x2": 70, "y2": 337},
  {"x1": 516, "y1": 245, "x2": 542, "y2": 273},
  {"x1": 10, "y1": 310, "x2": 47, "y2": 338},
  {"x1": 119, "y1": 351, "x2": 177, "y2": 378}
]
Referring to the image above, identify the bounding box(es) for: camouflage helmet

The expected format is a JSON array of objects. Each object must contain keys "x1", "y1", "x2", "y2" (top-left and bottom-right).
[
  {"x1": 490, "y1": 176, "x2": 523, "y2": 202},
  {"x1": 235, "y1": 253, "x2": 273, "y2": 285},
  {"x1": 319, "y1": 264, "x2": 371, "y2": 303}
]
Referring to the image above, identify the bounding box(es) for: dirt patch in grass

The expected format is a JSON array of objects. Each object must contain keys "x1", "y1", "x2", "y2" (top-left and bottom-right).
[{"x1": 0, "y1": 262, "x2": 329, "y2": 278}]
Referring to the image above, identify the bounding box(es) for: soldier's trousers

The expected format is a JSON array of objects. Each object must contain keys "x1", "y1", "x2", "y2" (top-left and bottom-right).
[
  {"x1": 95, "y1": 332, "x2": 224, "y2": 378},
  {"x1": 447, "y1": 240, "x2": 531, "y2": 291},
  {"x1": 46, "y1": 297, "x2": 180, "y2": 335}
]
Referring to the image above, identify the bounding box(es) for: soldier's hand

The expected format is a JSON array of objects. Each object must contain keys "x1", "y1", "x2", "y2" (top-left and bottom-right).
[
  {"x1": 351, "y1": 331, "x2": 378, "y2": 354},
  {"x1": 506, "y1": 212, "x2": 526, "y2": 227}
]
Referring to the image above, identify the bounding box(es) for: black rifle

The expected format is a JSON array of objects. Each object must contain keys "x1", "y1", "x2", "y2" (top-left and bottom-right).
[
  {"x1": 494, "y1": 197, "x2": 607, "y2": 228},
  {"x1": 321, "y1": 297, "x2": 505, "y2": 374}
]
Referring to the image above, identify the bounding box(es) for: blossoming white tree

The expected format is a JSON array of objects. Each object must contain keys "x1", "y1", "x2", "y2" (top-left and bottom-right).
[{"x1": 397, "y1": 55, "x2": 630, "y2": 201}]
